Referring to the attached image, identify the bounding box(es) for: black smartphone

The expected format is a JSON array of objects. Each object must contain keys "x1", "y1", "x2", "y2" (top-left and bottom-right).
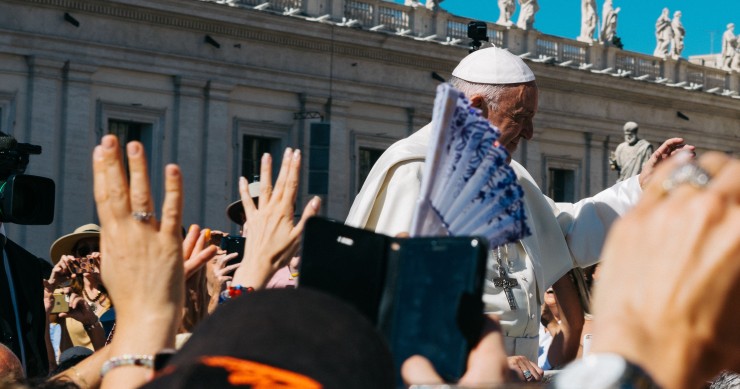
[
  {"x1": 382, "y1": 237, "x2": 487, "y2": 383},
  {"x1": 299, "y1": 217, "x2": 389, "y2": 324},
  {"x1": 220, "y1": 235, "x2": 245, "y2": 267},
  {"x1": 299, "y1": 217, "x2": 487, "y2": 384}
]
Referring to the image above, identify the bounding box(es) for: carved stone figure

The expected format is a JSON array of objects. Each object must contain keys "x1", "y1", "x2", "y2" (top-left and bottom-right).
[
  {"x1": 425, "y1": 0, "x2": 442, "y2": 11},
  {"x1": 653, "y1": 8, "x2": 673, "y2": 58},
  {"x1": 720, "y1": 23, "x2": 736, "y2": 70},
  {"x1": 497, "y1": 0, "x2": 516, "y2": 27},
  {"x1": 516, "y1": 0, "x2": 539, "y2": 30},
  {"x1": 609, "y1": 122, "x2": 653, "y2": 182},
  {"x1": 600, "y1": 0, "x2": 620, "y2": 45},
  {"x1": 671, "y1": 11, "x2": 685, "y2": 58},
  {"x1": 578, "y1": 0, "x2": 598, "y2": 42}
]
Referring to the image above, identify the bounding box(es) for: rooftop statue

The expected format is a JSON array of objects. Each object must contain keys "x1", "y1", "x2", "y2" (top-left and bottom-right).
[
  {"x1": 578, "y1": 0, "x2": 598, "y2": 42},
  {"x1": 600, "y1": 0, "x2": 620, "y2": 45},
  {"x1": 653, "y1": 8, "x2": 673, "y2": 58},
  {"x1": 671, "y1": 11, "x2": 685, "y2": 59},
  {"x1": 516, "y1": 0, "x2": 538, "y2": 30},
  {"x1": 720, "y1": 23, "x2": 736, "y2": 70},
  {"x1": 497, "y1": 0, "x2": 516, "y2": 27}
]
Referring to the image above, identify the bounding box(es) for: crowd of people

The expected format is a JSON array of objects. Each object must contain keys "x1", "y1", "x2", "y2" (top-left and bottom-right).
[{"x1": 0, "y1": 47, "x2": 738, "y2": 389}]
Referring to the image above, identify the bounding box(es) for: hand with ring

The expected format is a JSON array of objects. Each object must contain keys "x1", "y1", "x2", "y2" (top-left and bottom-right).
[
  {"x1": 591, "y1": 151, "x2": 740, "y2": 388},
  {"x1": 93, "y1": 135, "x2": 184, "y2": 386},
  {"x1": 507, "y1": 355, "x2": 543, "y2": 382}
]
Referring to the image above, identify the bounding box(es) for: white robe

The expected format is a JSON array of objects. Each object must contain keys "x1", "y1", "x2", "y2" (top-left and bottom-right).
[{"x1": 346, "y1": 124, "x2": 642, "y2": 360}]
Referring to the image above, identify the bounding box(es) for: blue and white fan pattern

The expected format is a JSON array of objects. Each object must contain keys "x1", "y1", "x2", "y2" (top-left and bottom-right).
[{"x1": 411, "y1": 83, "x2": 531, "y2": 248}]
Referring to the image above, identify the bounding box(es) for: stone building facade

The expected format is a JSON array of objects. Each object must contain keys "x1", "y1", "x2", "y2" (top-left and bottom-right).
[{"x1": 1, "y1": 0, "x2": 739, "y2": 258}]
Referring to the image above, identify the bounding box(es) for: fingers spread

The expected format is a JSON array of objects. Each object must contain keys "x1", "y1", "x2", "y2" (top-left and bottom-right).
[
  {"x1": 184, "y1": 245, "x2": 218, "y2": 280},
  {"x1": 127, "y1": 142, "x2": 153, "y2": 216},
  {"x1": 293, "y1": 197, "x2": 321, "y2": 239},
  {"x1": 281, "y1": 149, "x2": 301, "y2": 208},
  {"x1": 93, "y1": 136, "x2": 130, "y2": 223},
  {"x1": 258, "y1": 153, "x2": 274, "y2": 206},
  {"x1": 159, "y1": 164, "x2": 183, "y2": 237},
  {"x1": 182, "y1": 225, "x2": 200, "y2": 260},
  {"x1": 272, "y1": 148, "x2": 294, "y2": 203}
]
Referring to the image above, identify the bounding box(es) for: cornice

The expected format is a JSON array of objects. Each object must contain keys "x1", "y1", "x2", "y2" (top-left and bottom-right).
[
  {"x1": 12, "y1": 0, "x2": 459, "y2": 72},
  {"x1": 534, "y1": 65, "x2": 740, "y2": 118}
]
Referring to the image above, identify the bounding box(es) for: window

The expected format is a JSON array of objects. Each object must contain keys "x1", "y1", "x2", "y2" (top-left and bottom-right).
[
  {"x1": 548, "y1": 168, "x2": 575, "y2": 202},
  {"x1": 108, "y1": 119, "x2": 153, "y2": 174},
  {"x1": 358, "y1": 147, "x2": 384, "y2": 193},
  {"x1": 241, "y1": 135, "x2": 280, "y2": 182},
  {"x1": 97, "y1": 101, "x2": 165, "y2": 206},
  {"x1": 308, "y1": 123, "x2": 330, "y2": 195}
]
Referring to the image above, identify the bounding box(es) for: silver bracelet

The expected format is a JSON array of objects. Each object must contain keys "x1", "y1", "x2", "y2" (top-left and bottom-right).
[{"x1": 100, "y1": 354, "x2": 154, "y2": 377}]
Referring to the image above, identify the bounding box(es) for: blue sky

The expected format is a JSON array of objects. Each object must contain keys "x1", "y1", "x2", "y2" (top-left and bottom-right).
[{"x1": 393, "y1": 1, "x2": 739, "y2": 58}]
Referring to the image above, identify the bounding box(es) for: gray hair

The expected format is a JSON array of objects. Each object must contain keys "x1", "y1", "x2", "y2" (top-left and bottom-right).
[{"x1": 448, "y1": 76, "x2": 512, "y2": 112}]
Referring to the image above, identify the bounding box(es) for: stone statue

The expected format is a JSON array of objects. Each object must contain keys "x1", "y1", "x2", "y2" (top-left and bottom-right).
[
  {"x1": 497, "y1": 0, "x2": 516, "y2": 27},
  {"x1": 610, "y1": 122, "x2": 653, "y2": 182},
  {"x1": 671, "y1": 11, "x2": 685, "y2": 58},
  {"x1": 734, "y1": 36, "x2": 740, "y2": 71},
  {"x1": 578, "y1": 0, "x2": 598, "y2": 42},
  {"x1": 516, "y1": 0, "x2": 539, "y2": 30},
  {"x1": 720, "y1": 23, "x2": 736, "y2": 70},
  {"x1": 425, "y1": 0, "x2": 442, "y2": 11},
  {"x1": 600, "y1": 0, "x2": 620, "y2": 45},
  {"x1": 653, "y1": 8, "x2": 673, "y2": 58}
]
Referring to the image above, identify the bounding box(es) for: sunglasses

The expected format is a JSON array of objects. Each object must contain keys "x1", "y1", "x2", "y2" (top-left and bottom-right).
[{"x1": 74, "y1": 244, "x2": 100, "y2": 258}]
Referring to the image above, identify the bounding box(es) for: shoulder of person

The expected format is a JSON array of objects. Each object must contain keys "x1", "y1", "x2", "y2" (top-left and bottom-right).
[{"x1": 4, "y1": 238, "x2": 52, "y2": 276}]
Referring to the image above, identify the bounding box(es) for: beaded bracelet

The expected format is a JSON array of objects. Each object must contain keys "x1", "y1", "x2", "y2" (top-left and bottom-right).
[
  {"x1": 218, "y1": 284, "x2": 255, "y2": 304},
  {"x1": 100, "y1": 354, "x2": 154, "y2": 377}
]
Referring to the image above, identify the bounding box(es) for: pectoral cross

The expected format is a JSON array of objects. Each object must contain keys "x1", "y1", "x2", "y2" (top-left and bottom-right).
[{"x1": 493, "y1": 267, "x2": 519, "y2": 310}]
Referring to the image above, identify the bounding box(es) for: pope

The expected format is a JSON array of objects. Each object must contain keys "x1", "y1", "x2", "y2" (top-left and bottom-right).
[{"x1": 345, "y1": 47, "x2": 692, "y2": 373}]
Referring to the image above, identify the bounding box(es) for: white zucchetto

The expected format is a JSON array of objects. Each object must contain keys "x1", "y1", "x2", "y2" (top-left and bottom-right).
[{"x1": 452, "y1": 47, "x2": 536, "y2": 84}]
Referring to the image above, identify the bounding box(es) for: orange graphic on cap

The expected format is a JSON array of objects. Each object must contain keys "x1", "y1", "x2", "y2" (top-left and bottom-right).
[{"x1": 200, "y1": 356, "x2": 322, "y2": 389}]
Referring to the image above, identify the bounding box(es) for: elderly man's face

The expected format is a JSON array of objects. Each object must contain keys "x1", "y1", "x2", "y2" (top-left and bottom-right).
[{"x1": 479, "y1": 82, "x2": 538, "y2": 161}]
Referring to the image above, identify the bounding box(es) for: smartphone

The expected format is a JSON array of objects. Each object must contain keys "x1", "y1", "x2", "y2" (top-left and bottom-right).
[
  {"x1": 299, "y1": 217, "x2": 389, "y2": 325},
  {"x1": 382, "y1": 237, "x2": 487, "y2": 384},
  {"x1": 299, "y1": 217, "x2": 487, "y2": 383},
  {"x1": 51, "y1": 293, "x2": 69, "y2": 313},
  {"x1": 220, "y1": 235, "x2": 245, "y2": 267}
]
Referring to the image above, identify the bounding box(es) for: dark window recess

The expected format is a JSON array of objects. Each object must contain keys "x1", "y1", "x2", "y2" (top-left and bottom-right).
[
  {"x1": 108, "y1": 119, "x2": 152, "y2": 174},
  {"x1": 358, "y1": 147, "x2": 384, "y2": 193},
  {"x1": 309, "y1": 123, "x2": 330, "y2": 195},
  {"x1": 242, "y1": 135, "x2": 276, "y2": 182},
  {"x1": 548, "y1": 168, "x2": 575, "y2": 203}
]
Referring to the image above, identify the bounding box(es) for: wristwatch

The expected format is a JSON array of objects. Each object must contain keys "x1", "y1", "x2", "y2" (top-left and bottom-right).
[{"x1": 554, "y1": 353, "x2": 660, "y2": 388}]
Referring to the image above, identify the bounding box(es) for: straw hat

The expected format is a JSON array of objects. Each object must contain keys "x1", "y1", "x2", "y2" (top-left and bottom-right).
[
  {"x1": 225, "y1": 181, "x2": 261, "y2": 225},
  {"x1": 49, "y1": 224, "x2": 101, "y2": 264}
]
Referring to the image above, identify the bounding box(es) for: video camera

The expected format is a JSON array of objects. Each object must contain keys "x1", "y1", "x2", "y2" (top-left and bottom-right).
[
  {"x1": 467, "y1": 20, "x2": 489, "y2": 53},
  {"x1": 0, "y1": 133, "x2": 55, "y2": 225}
]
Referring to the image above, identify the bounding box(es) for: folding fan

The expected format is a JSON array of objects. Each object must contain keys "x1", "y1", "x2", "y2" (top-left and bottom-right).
[{"x1": 410, "y1": 83, "x2": 530, "y2": 248}]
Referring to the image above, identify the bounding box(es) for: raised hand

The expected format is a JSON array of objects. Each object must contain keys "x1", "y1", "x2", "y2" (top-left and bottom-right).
[
  {"x1": 231, "y1": 148, "x2": 321, "y2": 290},
  {"x1": 638, "y1": 137, "x2": 695, "y2": 189},
  {"x1": 92, "y1": 135, "x2": 183, "y2": 387}
]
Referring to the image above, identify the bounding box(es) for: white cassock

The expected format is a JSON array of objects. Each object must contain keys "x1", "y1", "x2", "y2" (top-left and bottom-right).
[{"x1": 346, "y1": 124, "x2": 642, "y2": 361}]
